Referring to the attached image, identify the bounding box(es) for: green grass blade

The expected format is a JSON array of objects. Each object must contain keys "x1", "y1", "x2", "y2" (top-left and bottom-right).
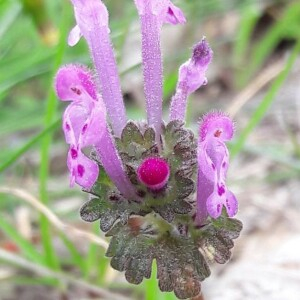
[
  {"x1": 163, "y1": 72, "x2": 178, "y2": 99},
  {"x1": 238, "y1": 2, "x2": 300, "y2": 86},
  {"x1": 230, "y1": 38, "x2": 300, "y2": 158},
  {"x1": 0, "y1": 119, "x2": 60, "y2": 173},
  {"x1": 38, "y1": 1, "x2": 70, "y2": 271},
  {"x1": 59, "y1": 233, "x2": 86, "y2": 275},
  {"x1": 233, "y1": 4, "x2": 260, "y2": 76},
  {"x1": 0, "y1": 217, "x2": 46, "y2": 265},
  {"x1": 0, "y1": 1, "x2": 22, "y2": 39},
  {"x1": 84, "y1": 241, "x2": 97, "y2": 280},
  {"x1": 83, "y1": 223, "x2": 108, "y2": 284},
  {"x1": 163, "y1": 293, "x2": 177, "y2": 300}
]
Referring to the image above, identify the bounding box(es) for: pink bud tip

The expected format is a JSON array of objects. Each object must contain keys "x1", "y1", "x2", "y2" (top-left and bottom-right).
[{"x1": 137, "y1": 157, "x2": 170, "y2": 190}]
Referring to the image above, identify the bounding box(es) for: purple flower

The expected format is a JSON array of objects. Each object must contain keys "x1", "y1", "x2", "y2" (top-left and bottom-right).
[
  {"x1": 134, "y1": 0, "x2": 185, "y2": 143},
  {"x1": 55, "y1": 65, "x2": 106, "y2": 188},
  {"x1": 69, "y1": 0, "x2": 126, "y2": 137},
  {"x1": 170, "y1": 38, "x2": 213, "y2": 121},
  {"x1": 55, "y1": 0, "x2": 238, "y2": 220},
  {"x1": 54, "y1": 2, "x2": 242, "y2": 296},
  {"x1": 55, "y1": 65, "x2": 138, "y2": 200},
  {"x1": 196, "y1": 112, "x2": 238, "y2": 223}
]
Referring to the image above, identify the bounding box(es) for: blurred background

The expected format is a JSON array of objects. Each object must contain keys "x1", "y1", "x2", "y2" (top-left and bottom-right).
[{"x1": 1, "y1": 0, "x2": 300, "y2": 299}]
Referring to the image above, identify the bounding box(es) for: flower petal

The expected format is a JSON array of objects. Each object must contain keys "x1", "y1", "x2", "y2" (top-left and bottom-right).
[
  {"x1": 206, "y1": 191, "x2": 223, "y2": 219},
  {"x1": 164, "y1": 2, "x2": 186, "y2": 24},
  {"x1": 197, "y1": 142, "x2": 215, "y2": 182},
  {"x1": 196, "y1": 165, "x2": 214, "y2": 225},
  {"x1": 192, "y1": 39, "x2": 213, "y2": 67},
  {"x1": 55, "y1": 65, "x2": 97, "y2": 102},
  {"x1": 79, "y1": 100, "x2": 107, "y2": 148},
  {"x1": 68, "y1": 25, "x2": 82, "y2": 47},
  {"x1": 63, "y1": 102, "x2": 88, "y2": 145},
  {"x1": 67, "y1": 147, "x2": 99, "y2": 189},
  {"x1": 206, "y1": 139, "x2": 229, "y2": 179},
  {"x1": 224, "y1": 190, "x2": 238, "y2": 217},
  {"x1": 200, "y1": 111, "x2": 234, "y2": 142}
]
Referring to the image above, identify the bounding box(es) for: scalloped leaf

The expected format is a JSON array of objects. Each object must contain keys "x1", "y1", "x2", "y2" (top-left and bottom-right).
[
  {"x1": 197, "y1": 216, "x2": 243, "y2": 264},
  {"x1": 105, "y1": 219, "x2": 211, "y2": 299},
  {"x1": 145, "y1": 172, "x2": 194, "y2": 223},
  {"x1": 174, "y1": 172, "x2": 195, "y2": 199},
  {"x1": 80, "y1": 195, "x2": 150, "y2": 232},
  {"x1": 143, "y1": 127, "x2": 156, "y2": 146},
  {"x1": 156, "y1": 234, "x2": 210, "y2": 299},
  {"x1": 153, "y1": 198, "x2": 192, "y2": 223},
  {"x1": 163, "y1": 121, "x2": 197, "y2": 178},
  {"x1": 105, "y1": 220, "x2": 156, "y2": 284},
  {"x1": 121, "y1": 121, "x2": 144, "y2": 146}
]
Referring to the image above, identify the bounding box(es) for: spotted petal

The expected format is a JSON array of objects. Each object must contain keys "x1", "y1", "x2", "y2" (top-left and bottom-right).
[
  {"x1": 206, "y1": 190, "x2": 223, "y2": 219},
  {"x1": 196, "y1": 112, "x2": 237, "y2": 223},
  {"x1": 55, "y1": 65, "x2": 97, "y2": 102},
  {"x1": 224, "y1": 190, "x2": 238, "y2": 217},
  {"x1": 67, "y1": 147, "x2": 99, "y2": 189}
]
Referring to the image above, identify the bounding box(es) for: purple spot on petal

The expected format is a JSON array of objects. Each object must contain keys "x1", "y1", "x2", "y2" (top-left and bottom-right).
[
  {"x1": 222, "y1": 162, "x2": 226, "y2": 168},
  {"x1": 77, "y1": 164, "x2": 85, "y2": 177},
  {"x1": 217, "y1": 204, "x2": 221, "y2": 213},
  {"x1": 71, "y1": 87, "x2": 82, "y2": 95},
  {"x1": 82, "y1": 123, "x2": 88, "y2": 134},
  {"x1": 168, "y1": 7, "x2": 173, "y2": 16},
  {"x1": 65, "y1": 123, "x2": 71, "y2": 131},
  {"x1": 226, "y1": 198, "x2": 231, "y2": 210},
  {"x1": 218, "y1": 185, "x2": 225, "y2": 196},
  {"x1": 71, "y1": 148, "x2": 78, "y2": 159},
  {"x1": 211, "y1": 163, "x2": 215, "y2": 170},
  {"x1": 214, "y1": 129, "x2": 222, "y2": 138}
]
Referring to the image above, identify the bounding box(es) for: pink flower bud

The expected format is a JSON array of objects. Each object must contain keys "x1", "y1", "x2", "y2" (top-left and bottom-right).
[{"x1": 137, "y1": 157, "x2": 170, "y2": 190}]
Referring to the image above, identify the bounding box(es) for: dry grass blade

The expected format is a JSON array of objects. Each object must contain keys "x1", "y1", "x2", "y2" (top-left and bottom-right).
[
  {"x1": 0, "y1": 248, "x2": 130, "y2": 300},
  {"x1": 228, "y1": 59, "x2": 285, "y2": 117},
  {"x1": 0, "y1": 187, "x2": 109, "y2": 250}
]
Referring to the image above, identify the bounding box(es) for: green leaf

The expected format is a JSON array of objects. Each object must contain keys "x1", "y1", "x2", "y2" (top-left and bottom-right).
[
  {"x1": 106, "y1": 221, "x2": 156, "y2": 284},
  {"x1": 105, "y1": 219, "x2": 212, "y2": 299},
  {"x1": 121, "y1": 121, "x2": 144, "y2": 147},
  {"x1": 197, "y1": 216, "x2": 243, "y2": 264},
  {"x1": 156, "y1": 234, "x2": 210, "y2": 299},
  {"x1": 80, "y1": 195, "x2": 150, "y2": 232}
]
